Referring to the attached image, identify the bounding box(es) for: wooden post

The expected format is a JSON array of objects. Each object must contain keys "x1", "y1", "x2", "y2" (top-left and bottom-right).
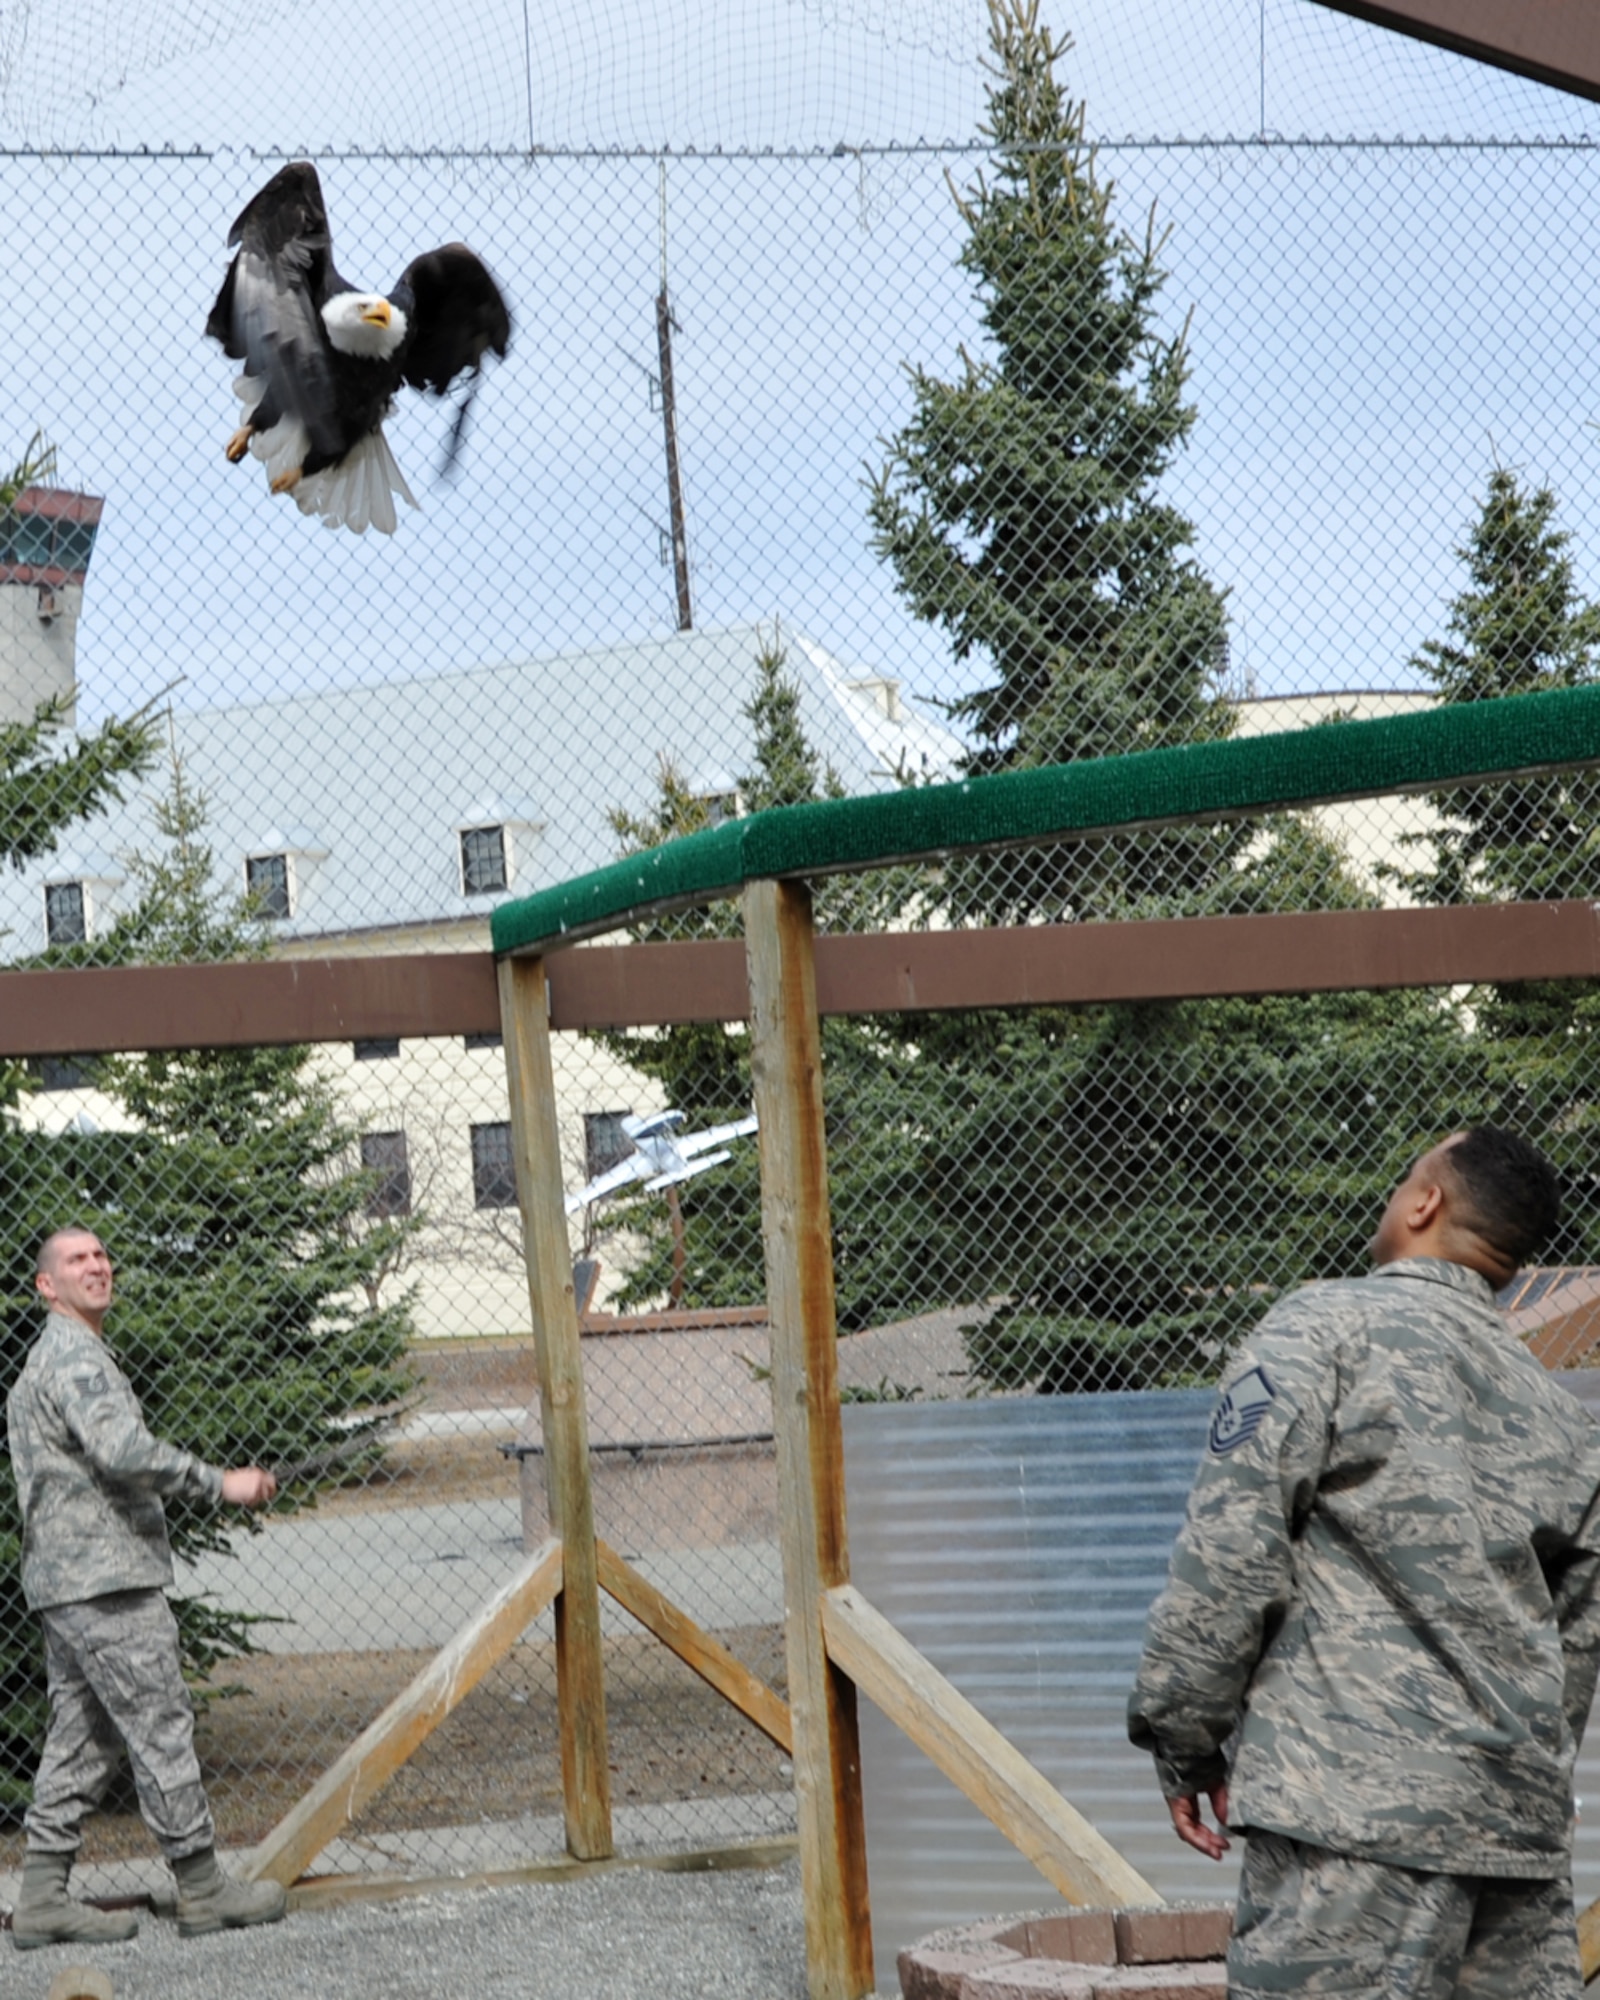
[
  {"x1": 744, "y1": 878, "x2": 874, "y2": 2000},
  {"x1": 499, "y1": 954, "x2": 614, "y2": 1860}
]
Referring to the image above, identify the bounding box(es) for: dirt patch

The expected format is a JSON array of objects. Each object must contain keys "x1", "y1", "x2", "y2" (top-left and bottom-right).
[
  {"x1": 0, "y1": 1626, "x2": 789, "y2": 1867},
  {"x1": 311, "y1": 1433, "x2": 523, "y2": 1515}
]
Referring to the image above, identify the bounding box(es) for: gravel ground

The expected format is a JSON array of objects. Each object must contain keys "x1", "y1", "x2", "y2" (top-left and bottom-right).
[{"x1": 0, "y1": 1857, "x2": 813, "y2": 2000}]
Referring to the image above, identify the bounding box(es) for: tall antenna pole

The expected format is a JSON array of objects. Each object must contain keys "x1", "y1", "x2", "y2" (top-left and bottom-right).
[{"x1": 656, "y1": 161, "x2": 693, "y2": 632}]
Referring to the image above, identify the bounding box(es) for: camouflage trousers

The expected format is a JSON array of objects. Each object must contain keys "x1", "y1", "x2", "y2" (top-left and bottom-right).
[
  {"x1": 24, "y1": 1588, "x2": 214, "y2": 1861},
  {"x1": 1228, "y1": 1831, "x2": 1581, "y2": 2000}
]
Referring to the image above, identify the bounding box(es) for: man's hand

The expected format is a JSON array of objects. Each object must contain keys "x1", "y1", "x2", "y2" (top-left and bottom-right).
[
  {"x1": 221, "y1": 1467, "x2": 278, "y2": 1508},
  {"x1": 1168, "y1": 1784, "x2": 1230, "y2": 1860}
]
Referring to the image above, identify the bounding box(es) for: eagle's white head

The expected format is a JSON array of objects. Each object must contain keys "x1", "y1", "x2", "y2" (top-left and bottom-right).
[{"x1": 322, "y1": 292, "x2": 408, "y2": 359}]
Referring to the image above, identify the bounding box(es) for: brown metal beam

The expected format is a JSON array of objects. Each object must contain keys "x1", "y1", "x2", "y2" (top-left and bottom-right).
[
  {"x1": 546, "y1": 901, "x2": 1600, "y2": 1029},
  {"x1": 0, "y1": 902, "x2": 1597, "y2": 1055},
  {"x1": 545, "y1": 939, "x2": 748, "y2": 1027},
  {"x1": 0, "y1": 953, "x2": 501, "y2": 1056},
  {"x1": 1308, "y1": 0, "x2": 1600, "y2": 102}
]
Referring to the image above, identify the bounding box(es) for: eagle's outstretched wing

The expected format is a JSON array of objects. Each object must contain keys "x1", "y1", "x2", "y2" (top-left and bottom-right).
[
  {"x1": 204, "y1": 161, "x2": 346, "y2": 462},
  {"x1": 396, "y1": 245, "x2": 512, "y2": 468},
  {"x1": 396, "y1": 245, "x2": 511, "y2": 393}
]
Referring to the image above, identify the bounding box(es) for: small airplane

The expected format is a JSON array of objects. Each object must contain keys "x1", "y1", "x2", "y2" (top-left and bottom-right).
[{"x1": 563, "y1": 1109, "x2": 759, "y2": 1214}]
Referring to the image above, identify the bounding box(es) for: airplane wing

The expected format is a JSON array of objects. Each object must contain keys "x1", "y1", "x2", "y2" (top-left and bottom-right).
[
  {"x1": 644, "y1": 1151, "x2": 732, "y2": 1192},
  {"x1": 563, "y1": 1153, "x2": 649, "y2": 1214},
  {"x1": 677, "y1": 1116, "x2": 759, "y2": 1157}
]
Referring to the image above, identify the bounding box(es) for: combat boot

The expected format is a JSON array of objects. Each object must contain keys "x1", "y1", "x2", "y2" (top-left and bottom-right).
[
  {"x1": 11, "y1": 1849, "x2": 139, "y2": 1950},
  {"x1": 171, "y1": 1847, "x2": 286, "y2": 1937}
]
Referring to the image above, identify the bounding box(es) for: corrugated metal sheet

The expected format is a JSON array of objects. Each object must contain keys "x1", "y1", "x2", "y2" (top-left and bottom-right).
[{"x1": 842, "y1": 1389, "x2": 1600, "y2": 1995}]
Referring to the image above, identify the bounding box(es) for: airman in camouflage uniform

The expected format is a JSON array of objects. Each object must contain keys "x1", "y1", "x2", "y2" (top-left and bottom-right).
[
  {"x1": 1128, "y1": 1126, "x2": 1600, "y2": 1998},
  {"x1": 5, "y1": 1226, "x2": 287, "y2": 1951}
]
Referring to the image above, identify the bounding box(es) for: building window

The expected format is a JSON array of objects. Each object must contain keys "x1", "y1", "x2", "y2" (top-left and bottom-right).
[
  {"x1": 353, "y1": 1038, "x2": 401, "y2": 1061},
  {"x1": 470, "y1": 1121, "x2": 517, "y2": 1209},
  {"x1": 43, "y1": 881, "x2": 86, "y2": 945},
  {"x1": 584, "y1": 1109, "x2": 635, "y2": 1182},
  {"x1": 30, "y1": 1054, "x2": 95, "y2": 1090},
  {"x1": 360, "y1": 1130, "x2": 412, "y2": 1218},
  {"x1": 245, "y1": 853, "x2": 292, "y2": 920},
  {"x1": 0, "y1": 491, "x2": 101, "y2": 578},
  {"x1": 463, "y1": 1030, "x2": 503, "y2": 1051},
  {"x1": 460, "y1": 825, "x2": 508, "y2": 895}
]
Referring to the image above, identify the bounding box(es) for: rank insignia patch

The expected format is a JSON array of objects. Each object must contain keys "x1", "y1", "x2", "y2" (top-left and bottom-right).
[{"x1": 1209, "y1": 1364, "x2": 1277, "y2": 1456}]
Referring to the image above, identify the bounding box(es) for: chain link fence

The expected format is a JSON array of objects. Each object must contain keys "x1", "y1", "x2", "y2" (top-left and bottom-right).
[{"x1": 4, "y1": 0, "x2": 1600, "y2": 1900}]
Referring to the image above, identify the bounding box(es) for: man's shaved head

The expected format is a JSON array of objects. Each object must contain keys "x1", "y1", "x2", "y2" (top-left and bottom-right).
[
  {"x1": 34, "y1": 1227, "x2": 114, "y2": 1334},
  {"x1": 36, "y1": 1226, "x2": 103, "y2": 1279}
]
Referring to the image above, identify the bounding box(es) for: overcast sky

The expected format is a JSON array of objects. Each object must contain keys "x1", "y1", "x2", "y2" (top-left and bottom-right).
[
  {"x1": 3, "y1": 0, "x2": 1598, "y2": 745},
  {"x1": 4, "y1": 0, "x2": 1590, "y2": 152}
]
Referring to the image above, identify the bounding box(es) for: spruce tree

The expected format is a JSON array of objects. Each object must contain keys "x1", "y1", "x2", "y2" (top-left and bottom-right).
[
  {"x1": 855, "y1": 1, "x2": 1479, "y2": 1387},
  {"x1": 1392, "y1": 467, "x2": 1600, "y2": 1262},
  {"x1": 94, "y1": 747, "x2": 417, "y2": 1621},
  {"x1": 1393, "y1": 465, "x2": 1600, "y2": 907},
  {"x1": 869, "y1": 0, "x2": 1236, "y2": 921},
  {"x1": 0, "y1": 744, "x2": 416, "y2": 1799},
  {"x1": 0, "y1": 441, "x2": 165, "y2": 1796},
  {"x1": 594, "y1": 633, "x2": 925, "y2": 1312}
]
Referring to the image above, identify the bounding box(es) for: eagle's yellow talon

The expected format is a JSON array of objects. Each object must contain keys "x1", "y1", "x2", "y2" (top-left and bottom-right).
[
  {"x1": 225, "y1": 425, "x2": 254, "y2": 464},
  {"x1": 269, "y1": 467, "x2": 303, "y2": 495}
]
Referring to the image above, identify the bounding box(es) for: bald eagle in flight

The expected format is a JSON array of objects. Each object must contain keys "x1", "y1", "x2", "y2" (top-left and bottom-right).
[{"x1": 205, "y1": 161, "x2": 511, "y2": 534}]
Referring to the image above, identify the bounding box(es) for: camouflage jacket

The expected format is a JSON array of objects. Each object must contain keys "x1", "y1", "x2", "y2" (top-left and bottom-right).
[
  {"x1": 6, "y1": 1311, "x2": 224, "y2": 1611},
  {"x1": 1127, "y1": 1256, "x2": 1600, "y2": 1878}
]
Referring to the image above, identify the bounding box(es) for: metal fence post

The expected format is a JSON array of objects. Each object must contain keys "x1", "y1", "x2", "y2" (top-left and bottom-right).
[
  {"x1": 499, "y1": 952, "x2": 614, "y2": 1861},
  {"x1": 744, "y1": 877, "x2": 874, "y2": 2000}
]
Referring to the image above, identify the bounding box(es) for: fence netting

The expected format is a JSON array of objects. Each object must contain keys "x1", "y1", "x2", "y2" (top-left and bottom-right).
[{"x1": 4, "y1": 0, "x2": 1600, "y2": 1899}]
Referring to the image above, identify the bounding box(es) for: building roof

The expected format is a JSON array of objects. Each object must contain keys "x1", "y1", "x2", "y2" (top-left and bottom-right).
[{"x1": 0, "y1": 621, "x2": 961, "y2": 950}]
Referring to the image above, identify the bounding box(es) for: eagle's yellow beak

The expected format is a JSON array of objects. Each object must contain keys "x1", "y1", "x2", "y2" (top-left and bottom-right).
[{"x1": 361, "y1": 300, "x2": 393, "y2": 328}]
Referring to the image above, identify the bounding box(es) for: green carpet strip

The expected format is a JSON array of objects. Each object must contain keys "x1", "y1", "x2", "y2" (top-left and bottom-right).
[{"x1": 493, "y1": 683, "x2": 1600, "y2": 955}]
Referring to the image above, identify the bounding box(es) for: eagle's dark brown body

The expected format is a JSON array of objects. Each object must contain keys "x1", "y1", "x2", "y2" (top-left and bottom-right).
[{"x1": 205, "y1": 161, "x2": 511, "y2": 532}]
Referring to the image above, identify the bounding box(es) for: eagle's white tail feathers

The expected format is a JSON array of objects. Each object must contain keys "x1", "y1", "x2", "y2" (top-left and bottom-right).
[
  {"x1": 232, "y1": 376, "x2": 417, "y2": 536},
  {"x1": 293, "y1": 427, "x2": 419, "y2": 536}
]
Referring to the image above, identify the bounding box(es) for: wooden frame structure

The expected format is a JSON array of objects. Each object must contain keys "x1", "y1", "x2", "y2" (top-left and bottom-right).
[
  {"x1": 490, "y1": 885, "x2": 1600, "y2": 1996},
  {"x1": 477, "y1": 884, "x2": 1168, "y2": 1998},
  {"x1": 10, "y1": 897, "x2": 1600, "y2": 1987}
]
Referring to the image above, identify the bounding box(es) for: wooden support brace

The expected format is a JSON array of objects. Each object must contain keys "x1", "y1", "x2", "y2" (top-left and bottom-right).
[
  {"x1": 595, "y1": 1537, "x2": 793, "y2": 1754},
  {"x1": 745, "y1": 877, "x2": 875, "y2": 2000},
  {"x1": 819, "y1": 1583, "x2": 1160, "y2": 1910},
  {"x1": 245, "y1": 1538, "x2": 563, "y2": 1887},
  {"x1": 499, "y1": 953, "x2": 614, "y2": 1861}
]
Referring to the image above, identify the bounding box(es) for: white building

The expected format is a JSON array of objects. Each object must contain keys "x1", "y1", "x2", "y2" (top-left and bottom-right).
[
  {"x1": 3, "y1": 601, "x2": 962, "y2": 1338},
  {"x1": 1232, "y1": 686, "x2": 1439, "y2": 885},
  {"x1": 5, "y1": 501, "x2": 1460, "y2": 1337}
]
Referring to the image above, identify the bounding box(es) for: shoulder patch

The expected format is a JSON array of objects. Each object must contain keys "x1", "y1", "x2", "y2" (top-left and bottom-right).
[
  {"x1": 1209, "y1": 1364, "x2": 1277, "y2": 1456},
  {"x1": 67, "y1": 1366, "x2": 109, "y2": 1398}
]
